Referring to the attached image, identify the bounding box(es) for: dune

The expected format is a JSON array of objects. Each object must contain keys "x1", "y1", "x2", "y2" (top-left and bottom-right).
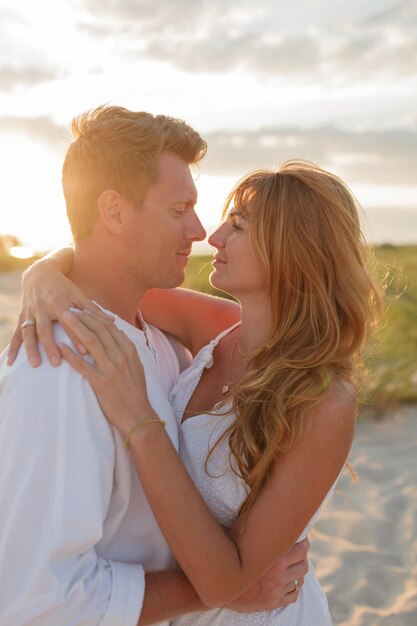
[{"x1": 0, "y1": 270, "x2": 416, "y2": 625}]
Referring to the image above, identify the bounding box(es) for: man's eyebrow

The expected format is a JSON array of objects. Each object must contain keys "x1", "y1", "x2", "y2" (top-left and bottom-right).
[{"x1": 170, "y1": 199, "x2": 197, "y2": 207}]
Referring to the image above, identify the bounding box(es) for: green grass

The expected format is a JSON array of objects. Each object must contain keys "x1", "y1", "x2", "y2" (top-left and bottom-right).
[
  {"x1": 183, "y1": 246, "x2": 417, "y2": 406},
  {"x1": 365, "y1": 245, "x2": 417, "y2": 406}
]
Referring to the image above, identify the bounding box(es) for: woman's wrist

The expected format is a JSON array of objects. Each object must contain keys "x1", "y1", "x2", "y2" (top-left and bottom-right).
[
  {"x1": 124, "y1": 415, "x2": 166, "y2": 450},
  {"x1": 23, "y1": 246, "x2": 74, "y2": 282},
  {"x1": 22, "y1": 254, "x2": 65, "y2": 288},
  {"x1": 121, "y1": 407, "x2": 166, "y2": 448}
]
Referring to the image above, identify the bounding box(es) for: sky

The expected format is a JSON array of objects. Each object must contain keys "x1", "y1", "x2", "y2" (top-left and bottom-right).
[{"x1": 0, "y1": 0, "x2": 416, "y2": 254}]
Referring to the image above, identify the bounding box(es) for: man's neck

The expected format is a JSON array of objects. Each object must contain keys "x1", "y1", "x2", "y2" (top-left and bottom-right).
[{"x1": 68, "y1": 244, "x2": 146, "y2": 327}]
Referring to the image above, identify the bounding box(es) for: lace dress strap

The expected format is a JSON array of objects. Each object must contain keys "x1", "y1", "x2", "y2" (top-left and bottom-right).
[{"x1": 169, "y1": 321, "x2": 241, "y2": 421}]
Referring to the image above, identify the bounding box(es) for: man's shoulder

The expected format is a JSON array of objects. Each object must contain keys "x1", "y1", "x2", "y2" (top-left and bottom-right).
[
  {"x1": 0, "y1": 328, "x2": 114, "y2": 449},
  {"x1": 1, "y1": 322, "x2": 80, "y2": 383}
]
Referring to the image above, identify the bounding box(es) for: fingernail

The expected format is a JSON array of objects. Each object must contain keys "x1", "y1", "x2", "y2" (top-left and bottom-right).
[
  {"x1": 50, "y1": 355, "x2": 60, "y2": 366},
  {"x1": 78, "y1": 344, "x2": 87, "y2": 355},
  {"x1": 29, "y1": 356, "x2": 40, "y2": 367},
  {"x1": 62, "y1": 311, "x2": 76, "y2": 323}
]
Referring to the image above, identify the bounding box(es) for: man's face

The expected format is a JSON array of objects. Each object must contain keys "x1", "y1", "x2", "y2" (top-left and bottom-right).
[{"x1": 124, "y1": 152, "x2": 206, "y2": 290}]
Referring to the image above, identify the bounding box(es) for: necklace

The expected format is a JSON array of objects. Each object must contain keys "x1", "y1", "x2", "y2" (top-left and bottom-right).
[{"x1": 221, "y1": 332, "x2": 241, "y2": 395}]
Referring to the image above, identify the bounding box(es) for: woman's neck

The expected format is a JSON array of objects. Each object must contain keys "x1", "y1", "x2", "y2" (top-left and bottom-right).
[{"x1": 237, "y1": 294, "x2": 274, "y2": 353}]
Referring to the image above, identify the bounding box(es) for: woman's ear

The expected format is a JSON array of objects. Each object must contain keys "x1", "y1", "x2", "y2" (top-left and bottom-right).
[{"x1": 97, "y1": 189, "x2": 125, "y2": 235}]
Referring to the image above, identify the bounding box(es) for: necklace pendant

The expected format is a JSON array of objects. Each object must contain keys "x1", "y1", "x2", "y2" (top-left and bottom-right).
[{"x1": 222, "y1": 331, "x2": 241, "y2": 396}]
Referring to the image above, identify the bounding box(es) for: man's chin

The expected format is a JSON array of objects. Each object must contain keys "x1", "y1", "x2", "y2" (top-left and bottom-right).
[{"x1": 159, "y1": 272, "x2": 185, "y2": 290}]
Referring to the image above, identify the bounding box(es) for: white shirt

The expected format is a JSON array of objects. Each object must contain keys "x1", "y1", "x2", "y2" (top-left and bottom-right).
[{"x1": 0, "y1": 311, "x2": 180, "y2": 626}]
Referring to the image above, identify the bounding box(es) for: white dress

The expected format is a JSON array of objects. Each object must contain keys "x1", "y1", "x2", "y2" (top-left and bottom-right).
[{"x1": 171, "y1": 324, "x2": 336, "y2": 626}]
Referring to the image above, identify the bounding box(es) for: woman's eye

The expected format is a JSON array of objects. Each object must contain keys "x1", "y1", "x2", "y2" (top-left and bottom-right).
[{"x1": 232, "y1": 222, "x2": 242, "y2": 231}]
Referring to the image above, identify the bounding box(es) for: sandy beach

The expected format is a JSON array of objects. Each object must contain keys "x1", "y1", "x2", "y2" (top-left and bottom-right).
[
  {"x1": 0, "y1": 270, "x2": 22, "y2": 352},
  {"x1": 1, "y1": 270, "x2": 416, "y2": 625},
  {"x1": 311, "y1": 406, "x2": 417, "y2": 625}
]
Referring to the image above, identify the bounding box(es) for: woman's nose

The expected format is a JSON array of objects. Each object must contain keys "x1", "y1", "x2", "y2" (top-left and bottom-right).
[{"x1": 208, "y1": 223, "x2": 228, "y2": 249}]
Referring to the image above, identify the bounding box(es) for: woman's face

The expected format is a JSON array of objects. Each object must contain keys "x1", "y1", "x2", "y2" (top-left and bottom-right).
[{"x1": 208, "y1": 206, "x2": 268, "y2": 300}]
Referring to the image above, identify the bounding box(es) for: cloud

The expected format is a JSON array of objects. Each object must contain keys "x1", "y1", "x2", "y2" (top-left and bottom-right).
[
  {"x1": 201, "y1": 126, "x2": 417, "y2": 186},
  {"x1": 2, "y1": 112, "x2": 415, "y2": 189},
  {"x1": 360, "y1": 0, "x2": 417, "y2": 28},
  {"x1": 328, "y1": 1, "x2": 417, "y2": 80},
  {"x1": 0, "y1": 116, "x2": 68, "y2": 148},
  {"x1": 80, "y1": 0, "x2": 417, "y2": 81},
  {"x1": 0, "y1": 6, "x2": 68, "y2": 90},
  {"x1": 0, "y1": 65, "x2": 60, "y2": 90},
  {"x1": 83, "y1": 0, "x2": 236, "y2": 33},
  {"x1": 80, "y1": 0, "x2": 323, "y2": 76},
  {"x1": 146, "y1": 33, "x2": 321, "y2": 76}
]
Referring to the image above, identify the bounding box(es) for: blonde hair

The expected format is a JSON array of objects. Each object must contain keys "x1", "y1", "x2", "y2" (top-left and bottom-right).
[
  {"x1": 212, "y1": 160, "x2": 382, "y2": 521},
  {"x1": 62, "y1": 105, "x2": 207, "y2": 241}
]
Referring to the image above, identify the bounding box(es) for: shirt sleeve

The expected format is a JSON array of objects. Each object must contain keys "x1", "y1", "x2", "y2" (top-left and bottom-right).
[{"x1": 0, "y1": 342, "x2": 144, "y2": 626}]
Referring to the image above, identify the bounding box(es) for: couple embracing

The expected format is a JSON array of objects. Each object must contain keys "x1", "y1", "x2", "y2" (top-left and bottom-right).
[{"x1": 0, "y1": 105, "x2": 380, "y2": 625}]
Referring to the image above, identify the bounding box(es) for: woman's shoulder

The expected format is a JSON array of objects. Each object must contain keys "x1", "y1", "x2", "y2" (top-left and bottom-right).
[
  {"x1": 190, "y1": 321, "x2": 242, "y2": 365},
  {"x1": 169, "y1": 322, "x2": 241, "y2": 404},
  {"x1": 313, "y1": 379, "x2": 358, "y2": 433},
  {"x1": 210, "y1": 321, "x2": 242, "y2": 348}
]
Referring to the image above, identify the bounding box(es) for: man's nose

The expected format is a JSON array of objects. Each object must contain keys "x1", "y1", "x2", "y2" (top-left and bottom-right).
[{"x1": 186, "y1": 213, "x2": 206, "y2": 242}]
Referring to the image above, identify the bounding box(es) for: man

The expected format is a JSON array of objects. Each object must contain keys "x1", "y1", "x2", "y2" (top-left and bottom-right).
[{"x1": 0, "y1": 106, "x2": 307, "y2": 625}]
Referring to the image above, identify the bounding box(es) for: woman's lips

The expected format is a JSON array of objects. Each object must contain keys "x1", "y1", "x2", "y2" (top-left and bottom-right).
[{"x1": 212, "y1": 256, "x2": 227, "y2": 267}]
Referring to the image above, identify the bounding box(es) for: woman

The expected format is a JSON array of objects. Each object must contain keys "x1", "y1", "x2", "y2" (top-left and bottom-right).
[{"x1": 10, "y1": 161, "x2": 381, "y2": 624}]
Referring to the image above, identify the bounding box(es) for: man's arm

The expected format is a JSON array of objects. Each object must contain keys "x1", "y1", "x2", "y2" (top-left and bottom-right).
[
  {"x1": 139, "y1": 570, "x2": 206, "y2": 625},
  {"x1": 137, "y1": 540, "x2": 309, "y2": 624}
]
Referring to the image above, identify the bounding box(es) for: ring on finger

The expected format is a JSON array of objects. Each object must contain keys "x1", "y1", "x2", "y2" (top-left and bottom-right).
[{"x1": 21, "y1": 319, "x2": 36, "y2": 329}]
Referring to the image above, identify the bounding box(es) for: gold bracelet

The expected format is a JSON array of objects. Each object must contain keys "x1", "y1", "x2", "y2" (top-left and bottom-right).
[
  {"x1": 125, "y1": 419, "x2": 167, "y2": 450},
  {"x1": 124, "y1": 419, "x2": 166, "y2": 450}
]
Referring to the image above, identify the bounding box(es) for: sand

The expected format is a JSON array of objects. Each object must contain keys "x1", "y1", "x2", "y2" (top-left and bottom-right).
[
  {"x1": 311, "y1": 406, "x2": 417, "y2": 625},
  {"x1": 1, "y1": 270, "x2": 416, "y2": 625},
  {"x1": 0, "y1": 270, "x2": 22, "y2": 353}
]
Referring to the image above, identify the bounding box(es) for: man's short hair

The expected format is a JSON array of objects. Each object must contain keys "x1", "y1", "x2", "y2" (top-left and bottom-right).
[{"x1": 62, "y1": 105, "x2": 207, "y2": 241}]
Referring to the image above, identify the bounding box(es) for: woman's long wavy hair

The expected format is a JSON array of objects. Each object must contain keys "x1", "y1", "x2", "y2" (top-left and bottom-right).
[{"x1": 209, "y1": 161, "x2": 382, "y2": 522}]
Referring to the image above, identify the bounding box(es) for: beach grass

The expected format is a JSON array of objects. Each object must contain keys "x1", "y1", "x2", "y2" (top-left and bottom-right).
[{"x1": 365, "y1": 245, "x2": 417, "y2": 406}]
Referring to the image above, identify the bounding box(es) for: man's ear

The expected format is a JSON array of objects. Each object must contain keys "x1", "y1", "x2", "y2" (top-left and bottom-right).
[{"x1": 97, "y1": 189, "x2": 125, "y2": 235}]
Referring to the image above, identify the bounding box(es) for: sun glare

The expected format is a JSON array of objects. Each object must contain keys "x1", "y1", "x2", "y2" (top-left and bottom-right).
[{"x1": 9, "y1": 246, "x2": 34, "y2": 259}]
